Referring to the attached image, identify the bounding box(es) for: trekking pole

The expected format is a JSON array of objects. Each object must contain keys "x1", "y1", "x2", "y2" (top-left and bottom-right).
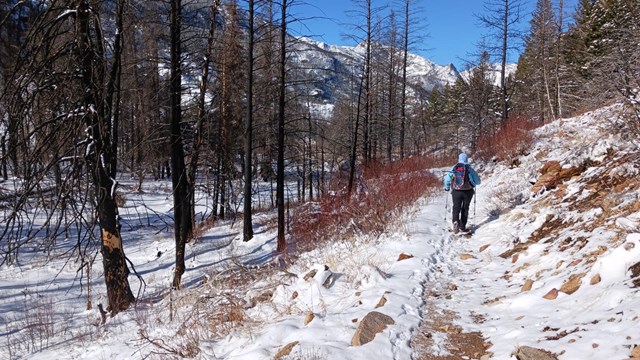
[
  {"x1": 444, "y1": 190, "x2": 449, "y2": 222},
  {"x1": 473, "y1": 188, "x2": 477, "y2": 227}
]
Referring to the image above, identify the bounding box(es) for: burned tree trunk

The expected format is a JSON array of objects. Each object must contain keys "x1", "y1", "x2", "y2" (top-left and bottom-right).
[{"x1": 76, "y1": 0, "x2": 134, "y2": 315}]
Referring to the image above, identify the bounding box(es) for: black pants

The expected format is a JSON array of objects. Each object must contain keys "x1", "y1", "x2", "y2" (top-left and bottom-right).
[{"x1": 452, "y1": 189, "x2": 474, "y2": 229}]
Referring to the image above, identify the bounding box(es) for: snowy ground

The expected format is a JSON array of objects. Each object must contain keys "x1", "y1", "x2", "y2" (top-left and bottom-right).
[{"x1": 1, "y1": 104, "x2": 639, "y2": 359}]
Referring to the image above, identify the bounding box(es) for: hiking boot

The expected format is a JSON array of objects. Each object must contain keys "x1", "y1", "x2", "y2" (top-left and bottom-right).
[{"x1": 452, "y1": 221, "x2": 460, "y2": 234}]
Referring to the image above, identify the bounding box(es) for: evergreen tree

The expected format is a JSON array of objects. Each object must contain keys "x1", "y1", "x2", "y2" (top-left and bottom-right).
[{"x1": 513, "y1": 0, "x2": 559, "y2": 122}]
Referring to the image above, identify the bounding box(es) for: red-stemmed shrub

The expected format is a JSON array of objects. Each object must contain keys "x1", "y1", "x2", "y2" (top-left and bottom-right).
[
  {"x1": 475, "y1": 115, "x2": 539, "y2": 163},
  {"x1": 289, "y1": 155, "x2": 441, "y2": 253}
]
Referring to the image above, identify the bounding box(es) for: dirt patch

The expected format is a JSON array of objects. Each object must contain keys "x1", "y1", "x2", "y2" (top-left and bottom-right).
[{"x1": 412, "y1": 289, "x2": 492, "y2": 359}]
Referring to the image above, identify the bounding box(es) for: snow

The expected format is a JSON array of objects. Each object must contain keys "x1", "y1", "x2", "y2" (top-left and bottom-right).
[{"x1": 1, "y1": 103, "x2": 640, "y2": 359}]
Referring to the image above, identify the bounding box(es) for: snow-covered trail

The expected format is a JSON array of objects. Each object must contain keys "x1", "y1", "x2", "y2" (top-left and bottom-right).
[{"x1": 201, "y1": 189, "x2": 485, "y2": 360}]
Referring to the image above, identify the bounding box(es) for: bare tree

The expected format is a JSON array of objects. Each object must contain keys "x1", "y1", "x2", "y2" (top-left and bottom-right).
[
  {"x1": 0, "y1": 0, "x2": 136, "y2": 314},
  {"x1": 243, "y1": 0, "x2": 255, "y2": 242},
  {"x1": 276, "y1": 0, "x2": 288, "y2": 252},
  {"x1": 169, "y1": 0, "x2": 193, "y2": 289}
]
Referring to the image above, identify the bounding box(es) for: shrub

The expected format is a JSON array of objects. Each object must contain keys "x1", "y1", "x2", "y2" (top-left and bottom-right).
[
  {"x1": 475, "y1": 115, "x2": 539, "y2": 163},
  {"x1": 289, "y1": 155, "x2": 441, "y2": 252}
]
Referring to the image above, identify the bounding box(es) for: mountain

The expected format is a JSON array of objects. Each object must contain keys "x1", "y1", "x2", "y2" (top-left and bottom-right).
[
  {"x1": 459, "y1": 62, "x2": 518, "y2": 87},
  {"x1": 286, "y1": 37, "x2": 519, "y2": 119},
  {"x1": 289, "y1": 36, "x2": 461, "y2": 104}
]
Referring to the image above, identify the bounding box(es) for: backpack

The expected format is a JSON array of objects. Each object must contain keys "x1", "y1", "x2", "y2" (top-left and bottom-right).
[{"x1": 452, "y1": 163, "x2": 473, "y2": 190}]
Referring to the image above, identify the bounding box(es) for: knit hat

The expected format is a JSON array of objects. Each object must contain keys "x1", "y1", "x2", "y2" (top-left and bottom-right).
[{"x1": 458, "y1": 153, "x2": 468, "y2": 164}]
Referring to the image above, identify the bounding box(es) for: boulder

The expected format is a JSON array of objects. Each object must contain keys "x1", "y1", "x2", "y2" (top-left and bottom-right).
[
  {"x1": 560, "y1": 273, "x2": 585, "y2": 295},
  {"x1": 543, "y1": 288, "x2": 559, "y2": 300},
  {"x1": 375, "y1": 293, "x2": 388, "y2": 308},
  {"x1": 275, "y1": 341, "x2": 299, "y2": 359},
  {"x1": 304, "y1": 312, "x2": 315, "y2": 326},
  {"x1": 531, "y1": 161, "x2": 582, "y2": 193},
  {"x1": 350, "y1": 311, "x2": 395, "y2": 346},
  {"x1": 513, "y1": 345, "x2": 558, "y2": 360}
]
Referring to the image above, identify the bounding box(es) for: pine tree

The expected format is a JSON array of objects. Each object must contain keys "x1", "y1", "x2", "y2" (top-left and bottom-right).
[{"x1": 513, "y1": 0, "x2": 559, "y2": 122}]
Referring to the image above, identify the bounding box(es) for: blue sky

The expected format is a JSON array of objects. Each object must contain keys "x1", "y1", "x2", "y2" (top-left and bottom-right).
[{"x1": 290, "y1": 0, "x2": 578, "y2": 70}]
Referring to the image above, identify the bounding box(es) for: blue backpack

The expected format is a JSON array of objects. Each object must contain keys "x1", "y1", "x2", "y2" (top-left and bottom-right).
[{"x1": 452, "y1": 163, "x2": 473, "y2": 190}]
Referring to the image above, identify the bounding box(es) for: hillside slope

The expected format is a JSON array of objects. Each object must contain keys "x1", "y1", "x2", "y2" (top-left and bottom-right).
[{"x1": 431, "y1": 103, "x2": 640, "y2": 359}]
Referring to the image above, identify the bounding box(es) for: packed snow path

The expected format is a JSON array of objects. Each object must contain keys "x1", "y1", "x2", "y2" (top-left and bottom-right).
[{"x1": 201, "y1": 192, "x2": 466, "y2": 360}]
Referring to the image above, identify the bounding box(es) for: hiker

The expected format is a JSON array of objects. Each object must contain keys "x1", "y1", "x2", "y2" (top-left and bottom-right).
[{"x1": 443, "y1": 153, "x2": 481, "y2": 234}]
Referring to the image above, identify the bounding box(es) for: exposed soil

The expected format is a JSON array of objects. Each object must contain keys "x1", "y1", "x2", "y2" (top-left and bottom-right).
[{"x1": 412, "y1": 288, "x2": 492, "y2": 360}]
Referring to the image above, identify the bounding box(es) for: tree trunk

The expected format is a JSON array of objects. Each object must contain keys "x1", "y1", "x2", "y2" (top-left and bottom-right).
[
  {"x1": 1, "y1": 135, "x2": 7, "y2": 180},
  {"x1": 243, "y1": 0, "x2": 255, "y2": 242},
  {"x1": 501, "y1": 0, "x2": 509, "y2": 123},
  {"x1": 169, "y1": 0, "x2": 192, "y2": 289},
  {"x1": 276, "y1": 0, "x2": 288, "y2": 252},
  {"x1": 555, "y1": 0, "x2": 563, "y2": 118},
  {"x1": 400, "y1": 0, "x2": 410, "y2": 159},
  {"x1": 76, "y1": 0, "x2": 134, "y2": 315}
]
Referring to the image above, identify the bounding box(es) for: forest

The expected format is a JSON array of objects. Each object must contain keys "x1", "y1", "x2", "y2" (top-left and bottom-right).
[{"x1": 0, "y1": 0, "x2": 639, "y2": 320}]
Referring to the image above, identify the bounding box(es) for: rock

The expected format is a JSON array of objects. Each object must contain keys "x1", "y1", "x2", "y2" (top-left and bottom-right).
[
  {"x1": 590, "y1": 274, "x2": 601, "y2": 285},
  {"x1": 304, "y1": 312, "x2": 315, "y2": 326},
  {"x1": 398, "y1": 253, "x2": 413, "y2": 261},
  {"x1": 531, "y1": 161, "x2": 582, "y2": 194},
  {"x1": 560, "y1": 273, "x2": 585, "y2": 295},
  {"x1": 513, "y1": 345, "x2": 558, "y2": 360},
  {"x1": 590, "y1": 246, "x2": 608, "y2": 257},
  {"x1": 449, "y1": 283, "x2": 458, "y2": 291},
  {"x1": 350, "y1": 311, "x2": 395, "y2": 346},
  {"x1": 303, "y1": 269, "x2": 318, "y2": 281},
  {"x1": 631, "y1": 345, "x2": 640, "y2": 358},
  {"x1": 291, "y1": 291, "x2": 299, "y2": 299},
  {"x1": 479, "y1": 244, "x2": 491, "y2": 252},
  {"x1": 460, "y1": 253, "x2": 475, "y2": 260},
  {"x1": 521, "y1": 279, "x2": 534, "y2": 292},
  {"x1": 629, "y1": 261, "x2": 640, "y2": 278},
  {"x1": 531, "y1": 161, "x2": 561, "y2": 193},
  {"x1": 512, "y1": 254, "x2": 519, "y2": 263},
  {"x1": 625, "y1": 242, "x2": 636, "y2": 251},
  {"x1": 540, "y1": 161, "x2": 562, "y2": 175},
  {"x1": 437, "y1": 324, "x2": 462, "y2": 334},
  {"x1": 321, "y1": 270, "x2": 334, "y2": 288},
  {"x1": 568, "y1": 259, "x2": 581, "y2": 267},
  {"x1": 274, "y1": 341, "x2": 299, "y2": 359},
  {"x1": 375, "y1": 293, "x2": 388, "y2": 308},
  {"x1": 543, "y1": 288, "x2": 559, "y2": 300}
]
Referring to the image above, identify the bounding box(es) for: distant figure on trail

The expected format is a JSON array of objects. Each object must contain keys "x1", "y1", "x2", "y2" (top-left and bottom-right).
[{"x1": 443, "y1": 153, "x2": 481, "y2": 234}]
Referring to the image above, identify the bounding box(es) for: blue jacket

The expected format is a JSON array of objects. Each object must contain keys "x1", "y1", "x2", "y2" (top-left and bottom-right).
[{"x1": 443, "y1": 163, "x2": 481, "y2": 190}]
